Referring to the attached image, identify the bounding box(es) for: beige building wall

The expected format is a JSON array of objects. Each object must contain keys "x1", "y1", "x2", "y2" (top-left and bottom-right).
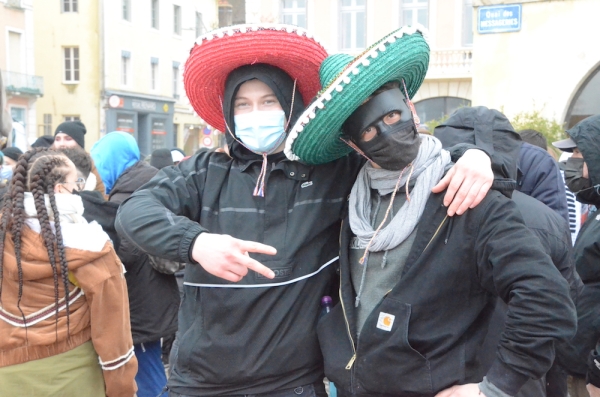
[
  {"x1": 245, "y1": 0, "x2": 473, "y2": 120},
  {"x1": 33, "y1": 0, "x2": 101, "y2": 145},
  {"x1": 102, "y1": 0, "x2": 218, "y2": 152},
  {"x1": 472, "y1": 0, "x2": 600, "y2": 126}
]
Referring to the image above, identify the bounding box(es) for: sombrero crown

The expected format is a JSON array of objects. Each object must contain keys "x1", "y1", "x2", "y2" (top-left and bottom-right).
[
  {"x1": 285, "y1": 25, "x2": 430, "y2": 165},
  {"x1": 183, "y1": 24, "x2": 328, "y2": 133}
]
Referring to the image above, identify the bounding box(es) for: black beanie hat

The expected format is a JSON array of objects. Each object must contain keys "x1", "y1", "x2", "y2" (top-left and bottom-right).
[
  {"x1": 31, "y1": 135, "x2": 55, "y2": 148},
  {"x1": 2, "y1": 147, "x2": 23, "y2": 162},
  {"x1": 150, "y1": 148, "x2": 173, "y2": 170},
  {"x1": 55, "y1": 121, "x2": 87, "y2": 149}
]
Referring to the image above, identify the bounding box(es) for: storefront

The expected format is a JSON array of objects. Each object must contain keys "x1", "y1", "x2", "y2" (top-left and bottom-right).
[{"x1": 104, "y1": 91, "x2": 175, "y2": 155}]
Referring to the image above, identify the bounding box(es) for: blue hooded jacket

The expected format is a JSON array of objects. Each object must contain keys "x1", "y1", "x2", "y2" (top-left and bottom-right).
[{"x1": 90, "y1": 131, "x2": 140, "y2": 194}]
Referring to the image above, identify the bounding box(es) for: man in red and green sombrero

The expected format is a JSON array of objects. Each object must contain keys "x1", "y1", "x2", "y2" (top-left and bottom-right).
[
  {"x1": 287, "y1": 26, "x2": 576, "y2": 397},
  {"x1": 117, "y1": 24, "x2": 495, "y2": 397}
]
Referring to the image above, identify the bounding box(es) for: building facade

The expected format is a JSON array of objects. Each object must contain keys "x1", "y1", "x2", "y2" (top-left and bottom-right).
[
  {"x1": 33, "y1": 0, "x2": 218, "y2": 155},
  {"x1": 244, "y1": 0, "x2": 600, "y2": 130},
  {"x1": 243, "y1": 0, "x2": 474, "y2": 124},
  {"x1": 1, "y1": 0, "x2": 41, "y2": 145},
  {"x1": 472, "y1": 0, "x2": 600, "y2": 129}
]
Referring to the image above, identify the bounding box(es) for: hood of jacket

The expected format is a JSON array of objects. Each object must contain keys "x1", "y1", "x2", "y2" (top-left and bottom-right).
[
  {"x1": 90, "y1": 131, "x2": 140, "y2": 195},
  {"x1": 109, "y1": 161, "x2": 158, "y2": 203},
  {"x1": 567, "y1": 114, "x2": 600, "y2": 187},
  {"x1": 2, "y1": 222, "x2": 112, "y2": 282},
  {"x1": 222, "y1": 64, "x2": 305, "y2": 162},
  {"x1": 434, "y1": 106, "x2": 522, "y2": 196}
]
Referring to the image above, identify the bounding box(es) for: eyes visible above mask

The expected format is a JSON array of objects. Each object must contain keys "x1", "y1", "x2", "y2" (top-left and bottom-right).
[{"x1": 360, "y1": 111, "x2": 403, "y2": 142}]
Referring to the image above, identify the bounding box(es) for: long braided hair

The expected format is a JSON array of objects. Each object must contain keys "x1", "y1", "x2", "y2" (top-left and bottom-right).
[{"x1": 0, "y1": 147, "x2": 75, "y2": 338}]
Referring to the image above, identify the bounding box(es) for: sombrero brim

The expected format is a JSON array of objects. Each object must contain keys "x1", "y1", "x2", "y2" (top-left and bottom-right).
[
  {"x1": 184, "y1": 24, "x2": 328, "y2": 133},
  {"x1": 285, "y1": 26, "x2": 429, "y2": 165}
]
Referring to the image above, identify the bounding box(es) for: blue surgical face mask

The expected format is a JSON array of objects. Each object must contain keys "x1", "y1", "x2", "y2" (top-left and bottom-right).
[
  {"x1": 234, "y1": 110, "x2": 286, "y2": 154},
  {"x1": 0, "y1": 166, "x2": 13, "y2": 181}
]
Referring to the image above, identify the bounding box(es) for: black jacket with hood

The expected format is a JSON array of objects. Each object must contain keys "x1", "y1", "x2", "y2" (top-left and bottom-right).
[
  {"x1": 553, "y1": 115, "x2": 600, "y2": 383},
  {"x1": 436, "y1": 107, "x2": 582, "y2": 397},
  {"x1": 317, "y1": 107, "x2": 576, "y2": 397},
  {"x1": 110, "y1": 161, "x2": 180, "y2": 345},
  {"x1": 116, "y1": 65, "x2": 489, "y2": 395},
  {"x1": 115, "y1": 65, "x2": 366, "y2": 395}
]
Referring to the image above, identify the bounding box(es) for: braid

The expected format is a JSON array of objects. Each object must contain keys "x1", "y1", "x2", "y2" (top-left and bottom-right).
[
  {"x1": 9, "y1": 149, "x2": 40, "y2": 329},
  {"x1": 48, "y1": 187, "x2": 71, "y2": 336},
  {"x1": 0, "y1": 148, "x2": 70, "y2": 338},
  {"x1": 30, "y1": 176, "x2": 60, "y2": 337}
]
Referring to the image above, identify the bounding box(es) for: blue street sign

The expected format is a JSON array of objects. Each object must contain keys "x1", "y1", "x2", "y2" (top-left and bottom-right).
[{"x1": 478, "y1": 4, "x2": 522, "y2": 34}]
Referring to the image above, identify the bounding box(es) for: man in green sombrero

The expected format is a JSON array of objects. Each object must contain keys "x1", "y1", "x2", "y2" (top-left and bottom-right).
[{"x1": 287, "y1": 27, "x2": 576, "y2": 397}]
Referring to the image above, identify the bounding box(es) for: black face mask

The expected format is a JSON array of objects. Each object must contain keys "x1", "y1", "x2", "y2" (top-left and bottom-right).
[
  {"x1": 343, "y1": 89, "x2": 420, "y2": 171},
  {"x1": 564, "y1": 157, "x2": 600, "y2": 204},
  {"x1": 564, "y1": 157, "x2": 591, "y2": 193}
]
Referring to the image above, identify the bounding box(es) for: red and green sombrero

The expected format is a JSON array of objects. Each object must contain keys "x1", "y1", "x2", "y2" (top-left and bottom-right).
[
  {"x1": 284, "y1": 25, "x2": 430, "y2": 165},
  {"x1": 184, "y1": 24, "x2": 329, "y2": 133}
]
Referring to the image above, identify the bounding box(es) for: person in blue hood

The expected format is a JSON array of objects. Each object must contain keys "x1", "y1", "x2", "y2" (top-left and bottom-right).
[
  {"x1": 91, "y1": 131, "x2": 181, "y2": 397},
  {"x1": 91, "y1": 131, "x2": 140, "y2": 195}
]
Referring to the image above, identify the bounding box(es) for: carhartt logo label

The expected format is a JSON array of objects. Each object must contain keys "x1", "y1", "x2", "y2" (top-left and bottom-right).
[
  {"x1": 301, "y1": 181, "x2": 313, "y2": 188},
  {"x1": 257, "y1": 267, "x2": 292, "y2": 279},
  {"x1": 376, "y1": 312, "x2": 395, "y2": 331}
]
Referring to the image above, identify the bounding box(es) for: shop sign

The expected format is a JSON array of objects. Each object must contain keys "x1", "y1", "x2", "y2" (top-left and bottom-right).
[
  {"x1": 132, "y1": 100, "x2": 157, "y2": 111},
  {"x1": 478, "y1": 4, "x2": 521, "y2": 34}
]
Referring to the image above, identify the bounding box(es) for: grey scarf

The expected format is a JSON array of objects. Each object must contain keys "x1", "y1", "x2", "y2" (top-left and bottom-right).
[{"x1": 349, "y1": 134, "x2": 451, "y2": 253}]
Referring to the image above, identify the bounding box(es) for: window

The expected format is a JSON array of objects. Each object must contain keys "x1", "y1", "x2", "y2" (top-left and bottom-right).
[
  {"x1": 340, "y1": 0, "x2": 366, "y2": 51},
  {"x1": 401, "y1": 0, "x2": 428, "y2": 28},
  {"x1": 151, "y1": 0, "x2": 159, "y2": 29},
  {"x1": 62, "y1": 0, "x2": 78, "y2": 13},
  {"x1": 63, "y1": 115, "x2": 81, "y2": 122},
  {"x1": 462, "y1": 0, "x2": 473, "y2": 46},
  {"x1": 195, "y1": 12, "x2": 204, "y2": 37},
  {"x1": 566, "y1": 67, "x2": 600, "y2": 128},
  {"x1": 151, "y1": 57, "x2": 159, "y2": 91},
  {"x1": 63, "y1": 47, "x2": 80, "y2": 83},
  {"x1": 282, "y1": 0, "x2": 306, "y2": 28},
  {"x1": 8, "y1": 31, "x2": 22, "y2": 72},
  {"x1": 414, "y1": 97, "x2": 471, "y2": 124},
  {"x1": 174, "y1": 5, "x2": 182, "y2": 35},
  {"x1": 43, "y1": 114, "x2": 52, "y2": 135},
  {"x1": 122, "y1": 51, "x2": 131, "y2": 86},
  {"x1": 173, "y1": 62, "x2": 180, "y2": 99},
  {"x1": 123, "y1": 0, "x2": 131, "y2": 21}
]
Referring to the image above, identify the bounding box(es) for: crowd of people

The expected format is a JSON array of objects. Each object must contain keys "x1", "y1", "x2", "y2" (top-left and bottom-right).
[{"x1": 0, "y1": 22, "x2": 599, "y2": 397}]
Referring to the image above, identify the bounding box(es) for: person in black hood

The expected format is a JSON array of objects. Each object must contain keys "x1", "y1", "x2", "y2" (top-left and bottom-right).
[
  {"x1": 115, "y1": 25, "x2": 496, "y2": 397},
  {"x1": 551, "y1": 114, "x2": 600, "y2": 397},
  {"x1": 435, "y1": 107, "x2": 582, "y2": 397},
  {"x1": 288, "y1": 32, "x2": 575, "y2": 396},
  {"x1": 91, "y1": 131, "x2": 181, "y2": 397}
]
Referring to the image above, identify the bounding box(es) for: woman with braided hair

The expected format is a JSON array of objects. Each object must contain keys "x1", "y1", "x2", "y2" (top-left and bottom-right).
[{"x1": 0, "y1": 147, "x2": 137, "y2": 397}]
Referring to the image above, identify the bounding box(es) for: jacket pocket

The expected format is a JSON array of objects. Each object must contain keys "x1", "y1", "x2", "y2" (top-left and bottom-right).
[
  {"x1": 356, "y1": 300, "x2": 433, "y2": 395},
  {"x1": 317, "y1": 303, "x2": 354, "y2": 392}
]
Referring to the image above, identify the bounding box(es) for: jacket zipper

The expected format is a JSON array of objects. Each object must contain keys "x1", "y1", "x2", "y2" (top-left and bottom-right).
[
  {"x1": 339, "y1": 220, "x2": 358, "y2": 370},
  {"x1": 342, "y1": 214, "x2": 448, "y2": 373}
]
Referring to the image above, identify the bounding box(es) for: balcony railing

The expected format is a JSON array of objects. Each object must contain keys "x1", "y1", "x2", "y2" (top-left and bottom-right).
[
  {"x1": 427, "y1": 48, "x2": 473, "y2": 78},
  {"x1": 1, "y1": 70, "x2": 44, "y2": 96}
]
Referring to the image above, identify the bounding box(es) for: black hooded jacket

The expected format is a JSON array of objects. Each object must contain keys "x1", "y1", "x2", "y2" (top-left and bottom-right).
[
  {"x1": 110, "y1": 161, "x2": 180, "y2": 345},
  {"x1": 436, "y1": 107, "x2": 582, "y2": 397},
  {"x1": 554, "y1": 115, "x2": 600, "y2": 383}
]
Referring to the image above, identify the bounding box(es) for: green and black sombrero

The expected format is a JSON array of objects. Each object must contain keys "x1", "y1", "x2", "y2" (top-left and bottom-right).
[{"x1": 284, "y1": 25, "x2": 430, "y2": 165}]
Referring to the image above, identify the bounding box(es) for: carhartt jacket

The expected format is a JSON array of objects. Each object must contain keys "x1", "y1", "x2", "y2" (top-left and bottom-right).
[{"x1": 319, "y1": 188, "x2": 576, "y2": 397}]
